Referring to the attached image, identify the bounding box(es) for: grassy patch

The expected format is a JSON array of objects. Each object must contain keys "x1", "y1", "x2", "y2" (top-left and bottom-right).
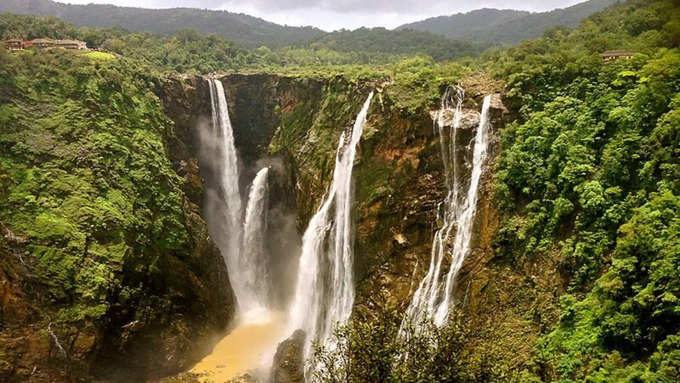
[{"x1": 83, "y1": 51, "x2": 116, "y2": 60}]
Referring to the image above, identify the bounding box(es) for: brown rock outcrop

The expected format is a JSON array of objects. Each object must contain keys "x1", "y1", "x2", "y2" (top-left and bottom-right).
[{"x1": 270, "y1": 330, "x2": 305, "y2": 383}]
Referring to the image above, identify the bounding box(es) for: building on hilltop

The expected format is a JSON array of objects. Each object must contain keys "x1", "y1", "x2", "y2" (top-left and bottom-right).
[
  {"x1": 55, "y1": 39, "x2": 88, "y2": 50},
  {"x1": 3, "y1": 38, "x2": 89, "y2": 51},
  {"x1": 27, "y1": 38, "x2": 56, "y2": 49},
  {"x1": 601, "y1": 50, "x2": 634, "y2": 62},
  {"x1": 4, "y1": 39, "x2": 23, "y2": 51}
]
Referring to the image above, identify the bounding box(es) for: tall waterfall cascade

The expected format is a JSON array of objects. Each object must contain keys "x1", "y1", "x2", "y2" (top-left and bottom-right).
[
  {"x1": 206, "y1": 78, "x2": 272, "y2": 321},
  {"x1": 402, "y1": 90, "x2": 492, "y2": 329},
  {"x1": 242, "y1": 167, "x2": 271, "y2": 320},
  {"x1": 288, "y1": 92, "x2": 374, "y2": 364}
]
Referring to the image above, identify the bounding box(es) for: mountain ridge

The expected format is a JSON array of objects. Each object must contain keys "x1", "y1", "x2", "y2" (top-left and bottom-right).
[
  {"x1": 397, "y1": 0, "x2": 621, "y2": 44},
  {"x1": 0, "y1": 0, "x2": 325, "y2": 48}
]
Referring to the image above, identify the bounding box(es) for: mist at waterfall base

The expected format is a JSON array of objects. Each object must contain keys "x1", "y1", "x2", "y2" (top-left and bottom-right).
[
  {"x1": 402, "y1": 90, "x2": 492, "y2": 331},
  {"x1": 199, "y1": 79, "x2": 301, "y2": 321},
  {"x1": 193, "y1": 79, "x2": 303, "y2": 379},
  {"x1": 193, "y1": 79, "x2": 377, "y2": 380}
]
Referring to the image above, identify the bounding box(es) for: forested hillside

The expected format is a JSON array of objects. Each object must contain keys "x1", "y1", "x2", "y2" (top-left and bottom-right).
[
  {"x1": 297, "y1": 27, "x2": 485, "y2": 61},
  {"x1": 398, "y1": 0, "x2": 620, "y2": 44},
  {"x1": 0, "y1": 13, "x2": 481, "y2": 72},
  {"x1": 0, "y1": 0, "x2": 618, "y2": 53},
  {"x1": 487, "y1": 0, "x2": 680, "y2": 380},
  {"x1": 397, "y1": 8, "x2": 529, "y2": 40},
  {"x1": 0, "y1": 47, "x2": 235, "y2": 380},
  {"x1": 0, "y1": 0, "x2": 324, "y2": 48}
]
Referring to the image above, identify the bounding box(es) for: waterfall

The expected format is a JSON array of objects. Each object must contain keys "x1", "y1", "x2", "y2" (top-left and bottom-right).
[
  {"x1": 206, "y1": 78, "x2": 274, "y2": 320},
  {"x1": 402, "y1": 91, "x2": 492, "y2": 329},
  {"x1": 288, "y1": 92, "x2": 374, "y2": 364},
  {"x1": 207, "y1": 77, "x2": 243, "y2": 289},
  {"x1": 241, "y1": 167, "x2": 271, "y2": 319}
]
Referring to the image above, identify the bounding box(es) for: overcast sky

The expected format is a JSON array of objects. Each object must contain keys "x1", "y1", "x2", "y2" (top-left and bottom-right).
[{"x1": 60, "y1": 0, "x2": 588, "y2": 31}]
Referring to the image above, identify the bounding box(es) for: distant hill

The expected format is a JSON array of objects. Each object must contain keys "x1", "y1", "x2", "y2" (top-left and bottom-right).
[
  {"x1": 0, "y1": 0, "x2": 621, "y2": 56},
  {"x1": 299, "y1": 27, "x2": 485, "y2": 61},
  {"x1": 0, "y1": 0, "x2": 325, "y2": 48},
  {"x1": 397, "y1": 0, "x2": 621, "y2": 44},
  {"x1": 397, "y1": 9, "x2": 529, "y2": 41}
]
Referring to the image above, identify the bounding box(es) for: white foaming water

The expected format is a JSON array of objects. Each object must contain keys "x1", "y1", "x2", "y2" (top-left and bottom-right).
[
  {"x1": 207, "y1": 79, "x2": 274, "y2": 323},
  {"x1": 402, "y1": 91, "x2": 492, "y2": 330},
  {"x1": 288, "y1": 92, "x2": 374, "y2": 366},
  {"x1": 241, "y1": 167, "x2": 271, "y2": 319},
  {"x1": 207, "y1": 78, "x2": 243, "y2": 296}
]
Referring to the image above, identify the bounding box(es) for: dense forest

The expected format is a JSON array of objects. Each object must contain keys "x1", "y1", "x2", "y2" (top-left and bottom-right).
[
  {"x1": 398, "y1": 0, "x2": 620, "y2": 44},
  {"x1": 296, "y1": 27, "x2": 485, "y2": 62},
  {"x1": 0, "y1": 13, "x2": 484, "y2": 73},
  {"x1": 0, "y1": 0, "x2": 679, "y2": 382},
  {"x1": 0, "y1": 0, "x2": 627, "y2": 70},
  {"x1": 490, "y1": 0, "x2": 680, "y2": 379},
  {"x1": 0, "y1": 0, "x2": 325, "y2": 48}
]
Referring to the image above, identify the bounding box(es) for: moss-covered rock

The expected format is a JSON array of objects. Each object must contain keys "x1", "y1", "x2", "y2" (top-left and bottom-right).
[{"x1": 0, "y1": 51, "x2": 235, "y2": 382}]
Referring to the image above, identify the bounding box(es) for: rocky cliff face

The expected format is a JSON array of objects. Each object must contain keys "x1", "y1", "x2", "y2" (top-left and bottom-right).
[
  {"x1": 159, "y1": 72, "x2": 554, "y2": 377},
  {"x1": 0, "y1": 73, "x2": 235, "y2": 382},
  {"x1": 0, "y1": 63, "x2": 527, "y2": 383},
  {"x1": 159, "y1": 73, "x2": 506, "y2": 316}
]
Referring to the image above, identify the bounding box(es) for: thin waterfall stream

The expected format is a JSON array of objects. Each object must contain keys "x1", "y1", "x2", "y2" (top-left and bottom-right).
[
  {"x1": 288, "y1": 92, "x2": 374, "y2": 370},
  {"x1": 205, "y1": 78, "x2": 245, "y2": 308},
  {"x1": 402, "y1": 91, "x2": 492, "y2": 330},
  {"x1": 204, "y1": 79, "x2": 279, "y2": 320},
  {"x1": 241, "y1": 166, "x2": 272, "y2": 321}
]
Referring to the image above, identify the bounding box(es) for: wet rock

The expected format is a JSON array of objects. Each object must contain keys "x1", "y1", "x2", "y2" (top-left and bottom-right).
[
  {"x1": 228, "y1": 373, "x2": 259, "y2": 383},
  {"x1": 270, "y1": 330, "x2": 305, "y2": 383}
]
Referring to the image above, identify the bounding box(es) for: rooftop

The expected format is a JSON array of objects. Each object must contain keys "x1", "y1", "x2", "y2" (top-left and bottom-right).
[
  {"x1": 601, "y1": 50, "x2": 635, "y2": 57},
  {"x1": 30, "y1": 38, "x2": 55, "y2": 44}
]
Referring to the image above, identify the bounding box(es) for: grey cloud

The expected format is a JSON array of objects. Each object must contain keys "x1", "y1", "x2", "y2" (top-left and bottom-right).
[
  {"x1": 219, "y1": 0, "x2": 583, "y2": 13},
  {"x1": 63, "y1": 0, "x2": 587, "y2": 30},
  {"x1": 221, "y1": 0, "x2": 445, "y2": 12},
  {"x1": 122, "y1": 0, "x2": 586, "y2": 13}
]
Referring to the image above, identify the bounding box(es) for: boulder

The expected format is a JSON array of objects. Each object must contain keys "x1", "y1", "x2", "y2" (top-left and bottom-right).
[{"x1": 270, "y1": 330, "x2": 305, "y2": 383}]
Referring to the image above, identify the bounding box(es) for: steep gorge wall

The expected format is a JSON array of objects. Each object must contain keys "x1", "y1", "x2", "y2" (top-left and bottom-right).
[
  {"x1": 159, "y1": 73, "x2": 505, "y2": 314},
  {"x1": 0, "y1": 72, "x2": 236, "y2": 383},
  {"x1": 159, "y1": 72, "x2": 557, "y2": 377},
  {"x1": 0, "y1": 64, "x2": 540, "y2": 383},
  {"x1": 225, "y1": 74, "x2": 557, "y2": 377}
]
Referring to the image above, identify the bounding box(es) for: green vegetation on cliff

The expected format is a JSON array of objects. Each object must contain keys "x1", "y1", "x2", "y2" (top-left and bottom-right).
[
  {"x1": 0, "y1": 49, "x2": 186, "y2": 320},
  {"x1": 491, "y1": 0, "x2": 680, "y2": 380},
  {"x1": 0, "y1": 48, "x2": 233, "y2": 380},
  {"x1": 307, "y1": 1, "x2": 680, "y2": 382},
  {"x1": 0, "y1": 0, "x2": 679, "y2": 381}
]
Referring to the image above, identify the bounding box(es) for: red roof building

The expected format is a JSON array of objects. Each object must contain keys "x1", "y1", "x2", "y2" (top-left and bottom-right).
[{"x1": 3, "y1": 39, "x2": 23, "y2": 50}]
